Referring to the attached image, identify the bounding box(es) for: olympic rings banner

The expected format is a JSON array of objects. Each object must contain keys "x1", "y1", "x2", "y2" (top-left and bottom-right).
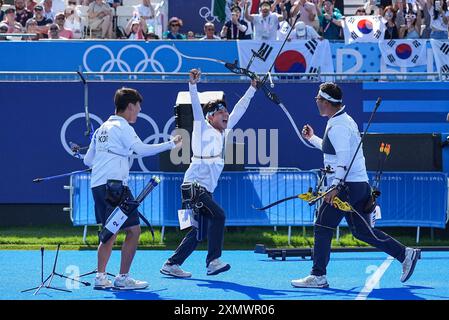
[{"x1": 0, "y1": 40, "x2": 441, "y2": 75}]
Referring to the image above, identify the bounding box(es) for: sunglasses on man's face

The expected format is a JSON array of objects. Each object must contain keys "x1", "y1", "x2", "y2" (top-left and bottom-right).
[
  {"x1": 50, "y1": 27, "x2": 58, "y2": 31},
  {"x1": 171, "y1": 23, "x2": 180, "y2": 27}
]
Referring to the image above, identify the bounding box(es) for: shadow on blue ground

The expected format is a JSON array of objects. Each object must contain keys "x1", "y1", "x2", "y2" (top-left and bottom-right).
[
  {"x1": 110, "y1": 288, "x2": 169, "y2": 300},
  {"x1": 369, "y1": 285, "x2": 449, "y2": 300},
  {"x1": 162, "y1": 277, "x2": 362, "y2": 300}
]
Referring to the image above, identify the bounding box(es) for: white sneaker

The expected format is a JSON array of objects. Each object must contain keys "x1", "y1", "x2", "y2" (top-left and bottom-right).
[
  {"x1": 291, "y1": 275, "x2": 329, "y2": 288},
  {"x1": 206, "y1": 259, "x2": 231, "y2": 276},
  {"x1": 113, "y1": 275, "x2": 149, "y2": 290},
  {"x1": 401, "y1": 247, "x2": 421, "y2": 283},
  {"x1": 94, "y1": 273, "x2": 113, "y2": 290},
  {"x1": 160, "y1": 262, "x2": 192, "y2": 278}
]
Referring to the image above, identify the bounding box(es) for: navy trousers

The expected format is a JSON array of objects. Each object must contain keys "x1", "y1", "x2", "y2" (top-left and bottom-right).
[
  {"x1": 167, "y1": 191, "x2": 226, "y2": 267},
  {"x1": 311, "y1": 182, "x2": 406, "y2": 276}
]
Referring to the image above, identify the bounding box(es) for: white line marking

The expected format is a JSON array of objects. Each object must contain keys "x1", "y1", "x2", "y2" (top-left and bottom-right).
[{"x1": 355, "y1": 256, "x2": 394, "y2": 300}]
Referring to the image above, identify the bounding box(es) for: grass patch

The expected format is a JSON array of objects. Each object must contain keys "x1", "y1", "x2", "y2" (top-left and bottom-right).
[{"x1": 1, "y1": 225, "x2": 449, "y2": 250}]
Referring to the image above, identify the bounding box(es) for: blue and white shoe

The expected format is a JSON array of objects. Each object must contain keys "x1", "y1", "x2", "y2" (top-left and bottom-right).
[
  {"x1": 206, "y1": 259, "x2": 231, "y2": 276},
  {"x1": 401, "y1": 247, "x2": 421, "y2": 283},
  {"x1": 291, "y1": 275, "x2": 329, "y2": 288},
  {"x1": 113, "y1": 275, "x2": 149, "y2": 290}
]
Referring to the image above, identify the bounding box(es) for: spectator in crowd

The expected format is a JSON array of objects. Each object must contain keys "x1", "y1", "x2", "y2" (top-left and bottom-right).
[
  {"x1": 0, "y1": 0, "x2": 4, "y2": 22},
  {"x1": 393, "y1": 0, "x2": 407, "y2": 29},
  {"x1": 383, "y1": 6, "x2": 401, "y2": 38},
  {"x1": 26, "y1": 0, "x2": 38, "y2": 11},
  {"x1": 220, "y1": 5, "x2": 248, "y2": 39},
  {"x1": 15, "y1": 0, "x2": 33, "y2": 27},
  {"x1": 24, "y1": 17, "x2": 41, "y2": 39},
  {"x1": 236, "y1": 0, "x2": 254, "y2": 39},
  {"x1": 87, "y1": 0, "x2": 113, "y2": 39},
  {"x1": 417, "y1": 0, "x2": 432, "y2": 37},
  {"x1": 54, "y1": 12, "x2": 73, "y2": 38},
  {"x1": 427, "y1": 0, "x2": 449, "y2": 38},
  {"x1": 42, "y1": 0, "x2": 55, "y2": 21},
  {"x1": 200, "y1": 21, "x2": 221, "y2": 40},
  {"x1": 278, "y1": 19, "x2": 321, "y2": 39},
  {"x1": 292, "y1": 0, "x2": 318, "y2": 29},
  {"x1": 31, "y1": 5, "x2": 53, "y2": 38},
  {"x1": 243, "y1": 0, "x2": 284, "y2": 40},
  {"x1": 3, "y1": 7, "x2": 24, "y2": 33},
  {"x1": 317, "y1": 0, "x2": 343, "y2": 40},
  {"x1": 399, "y1": 9, "x2": 422, "y2": 38},
  {"x1": 163, "y1": 16, "x2": 186, "y2": 39},
  {"x1": 136, "y1": 0, "x2": 155, "y2": 33},
  {"x1": 296, "y1": 20, "x2": 321, "y2": 39},
  {"x1": 64, "y1": 4, "x2": 82, "y2": 39},
  {"x1": 187, "y1": 30, "x2": 195, "y2": 39},
  {"x1": 125, "y1": 15, "x2": 147, "y2": 39},
  {"x1": 355, "y1": 6, "x2": 367, "y2": 15},
  {"x1": 47, "y1": 22, "x2": 66, "y2": 38}
]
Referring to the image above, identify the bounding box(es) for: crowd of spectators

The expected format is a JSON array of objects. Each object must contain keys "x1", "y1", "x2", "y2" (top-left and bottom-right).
[{"x1": 0, "y1": 0, "x2": 448, "y2": 40}]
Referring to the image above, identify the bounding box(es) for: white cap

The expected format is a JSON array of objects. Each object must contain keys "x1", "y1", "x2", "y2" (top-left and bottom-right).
[{"x1": 295, "y1": 21, "x2": 306, "y2": 37}]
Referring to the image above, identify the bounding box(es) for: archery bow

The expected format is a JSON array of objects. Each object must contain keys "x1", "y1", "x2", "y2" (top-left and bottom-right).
[
  {"x1": 252, "y1": 167, "x2": 333, "y2": 211},
  {"x1": 222, "y1": 18, "x2": 316, "y2": 149}
]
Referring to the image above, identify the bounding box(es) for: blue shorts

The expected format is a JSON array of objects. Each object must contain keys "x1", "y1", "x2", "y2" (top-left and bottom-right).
[{"x1": 92, "y1": 184, "x2": 140, "y2": 230}]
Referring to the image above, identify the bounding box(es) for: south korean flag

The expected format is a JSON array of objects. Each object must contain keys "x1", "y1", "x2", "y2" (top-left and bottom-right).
[
  {"x1": 342, "y1": 15, "x2": 385, "y2": 44},
  {"x1": 378, "y1": 39, "x2": 427, "y2": 68},
  {"x1": 430, "y1": 39, "x2": 449, "y2": 76}
]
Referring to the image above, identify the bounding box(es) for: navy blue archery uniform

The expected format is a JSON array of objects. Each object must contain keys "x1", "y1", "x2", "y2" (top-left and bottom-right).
[{"x1": 291, "y1": 85, "x2": 420, "y2": 288}]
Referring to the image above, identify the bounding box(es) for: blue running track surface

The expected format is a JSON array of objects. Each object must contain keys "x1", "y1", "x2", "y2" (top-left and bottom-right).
[{"x1": 1, "y1": 249, "x2": 448, "y2": 300}]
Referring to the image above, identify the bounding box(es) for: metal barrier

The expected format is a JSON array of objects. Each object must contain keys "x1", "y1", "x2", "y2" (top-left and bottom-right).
[
  {"x1": 69, "y1": 170, "x2": 319, "y2": 227},
  {"x1": 68, "y1": 170, "x2": 448, "y2": 244}
]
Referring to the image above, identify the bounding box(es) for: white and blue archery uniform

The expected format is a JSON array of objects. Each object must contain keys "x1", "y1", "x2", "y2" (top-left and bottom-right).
[{"x1": 167, "y1": 82, "x2": 256, "y2": 267}]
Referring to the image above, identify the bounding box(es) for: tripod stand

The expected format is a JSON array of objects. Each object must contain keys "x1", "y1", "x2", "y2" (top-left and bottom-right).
[{"x1": 21, "y1": 244, "x2": 90, "y2": 295}]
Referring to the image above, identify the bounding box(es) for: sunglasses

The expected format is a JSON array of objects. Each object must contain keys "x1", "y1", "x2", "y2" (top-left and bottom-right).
[
  {"x1": 50, "y1": 27, "x2": 58, "y2": 31},
  {"x1": 34, "y1": 8, "x2": 43, "y2": 11},
  {"x1": 56, "y1": 16, "x2": 65, "y2": 20},
  {"x1": 68, "y1": 1, "x2": 76, "y2": 3},
  {"x1": 171, "y1": 23, "x2": 180, "y2": 27},
  {"x1": 405, "y1": 14, "x2": 416, "y2": 19}
]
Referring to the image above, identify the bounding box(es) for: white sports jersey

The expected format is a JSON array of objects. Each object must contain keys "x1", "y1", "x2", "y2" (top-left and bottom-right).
[
  {"x1": 84, "y1": 115, "x2": 174, "y2": 188},
  {"x1": 309, "y1": 106, "x2": 369, "y2": 186},
  {"x1": 183, "y1": 83, "x2": 256, "y2": 193}
]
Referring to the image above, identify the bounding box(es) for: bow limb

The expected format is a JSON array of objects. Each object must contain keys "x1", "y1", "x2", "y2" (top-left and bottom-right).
[
  {"x1": 277, "y1": 101, "x2": 316, "y2": 149},
  {"x1": 252, "y1": 195, "x2": 300, "y2": 211}
]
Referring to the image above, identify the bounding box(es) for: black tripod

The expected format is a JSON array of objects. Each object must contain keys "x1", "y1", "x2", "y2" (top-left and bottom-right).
[{"x1": 21, "y1": 244, "x2": 90, "y2": 295}]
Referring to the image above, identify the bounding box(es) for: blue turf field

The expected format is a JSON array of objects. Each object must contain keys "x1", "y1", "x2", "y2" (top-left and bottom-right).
[{"x1": 1, "y1": 249, "x2": 448, "y2": 300}]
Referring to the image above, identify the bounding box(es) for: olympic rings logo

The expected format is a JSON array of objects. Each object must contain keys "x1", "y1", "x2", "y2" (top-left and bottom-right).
[
  {"x1": 199, "y1": 6, "x2": 218, "y2": 23},
  {"x1": 82, "y1": 44, "x2": 184, "y2": 74},
  {"x1": 60, "y1": 112, "x2": 176, "y2": 172}
]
